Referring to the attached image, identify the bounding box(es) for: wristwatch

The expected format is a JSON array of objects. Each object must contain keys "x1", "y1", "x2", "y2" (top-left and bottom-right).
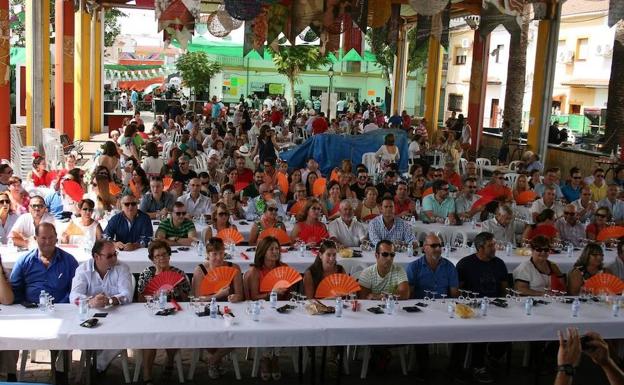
[
  {"x1": 557, "y1": 364, "x2": 576, "y2": 377},
  {"x1": 108, "y1": 297, "x2": 115, "y2": 307}
]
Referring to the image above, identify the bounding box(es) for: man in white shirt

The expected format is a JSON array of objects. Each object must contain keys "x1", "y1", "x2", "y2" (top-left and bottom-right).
[
  {"x1": 10, "y1": 195, "x2": 56, "y2": 248},
  {"x1": 263, "y1": 96, "x2": 273, "y2": 110},
  {"x1": 530, "y1": 186, "x2": 564, "y2": 222},
  {"x1": 70, "y1": 240, "x2": 133, "y2": 373},
  {"x1": 328, "y1": 200, "x2": 367, "y2": 247},
  {"x1": 555, "y1": 204, "x2": 585, "y2": 247},
  {"x1": 177, "y1": 178, "x2": 211, "y2": 217},
  {"x1": 597, "y1": 183, "x2": 624, "y2": 224},
  {"x1": 572, "y1": 186, "x2": 597, "y2": 223},
  {"x1": 455, "y1": 177, "x2": 481, "y2": 222},
  {"x1": 481, "y1": 205, "x2": 515, "y2": 244}
]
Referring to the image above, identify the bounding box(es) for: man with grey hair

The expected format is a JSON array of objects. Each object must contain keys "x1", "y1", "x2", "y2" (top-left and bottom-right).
[
  {"x1": 555, "y1": 204, "x2": 585, "y2": 246},
  {"x1": 455, "y1": 177, "x2": 481, "y2": 222},
  {"x1": 530, "y1": 185, "x2": 564, "y2": 222},
  {"x1": 328, "y1": 200, "x2": 367, "y2": 247},
  {"x1": 245, "y1": 184, "x2": 286, "y2": 220},
  {"x1": 598, "y1": 183, "x2": 624, "y2": 224},
  {"x1": 481, "y1": 205, "x2": 515, "y2": 244}
]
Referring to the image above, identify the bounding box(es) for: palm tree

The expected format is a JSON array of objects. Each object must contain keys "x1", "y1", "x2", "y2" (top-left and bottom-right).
[
  {"x1": 605, "y1": 21, "x2": 624, "y2": 153},
  {"x1": 269, "y1": 44, "x2": 330, "y2": 113},
  {"x1": 503, "y1": 5, "x2": 531, "y2": 139}
]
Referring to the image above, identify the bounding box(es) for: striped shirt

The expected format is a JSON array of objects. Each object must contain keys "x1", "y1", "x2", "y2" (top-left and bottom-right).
[
  {"x1": 157, "y1": 218, "x2": 196, "y2": 239},
  {"x1": 358, "y1": 264, "x2": 408, "y2": 295}
]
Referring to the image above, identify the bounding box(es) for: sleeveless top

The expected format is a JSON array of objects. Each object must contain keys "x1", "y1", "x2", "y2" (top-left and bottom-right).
[{"x1": 258, "y1": 138, "x2": 276, "y2": 164}]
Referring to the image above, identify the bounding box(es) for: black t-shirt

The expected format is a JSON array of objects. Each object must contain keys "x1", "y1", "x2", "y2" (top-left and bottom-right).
[
  {"x1": 375, "y1": 182, "x2": 397, "y2": 201},
  {"x1": 172, "y1": 169, "x2": 197, "y2": 186},
  {"x1": 456, "y1": 253, "x2": 508, "y2": 298},
  {"x1": 350, "y1": 182, "x2": 372, "y2": 201}
]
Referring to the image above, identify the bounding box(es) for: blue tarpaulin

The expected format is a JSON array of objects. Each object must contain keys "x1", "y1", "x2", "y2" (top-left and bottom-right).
[{"x1": 280, "y1": 129, "x2": 409, "y2": 175}]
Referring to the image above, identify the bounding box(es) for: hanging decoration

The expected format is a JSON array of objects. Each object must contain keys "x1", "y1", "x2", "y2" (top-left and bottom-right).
[
  {"x1": 207, "y1": 12, "x2": 231, "y2": 37},
  {"x1": 609, "y1": 0, "x2": 624, "y2": 27},
  {"x1": 156, "y1": 0, "x2": 200, "y2": 49},
  {"x1": 224, "y1": 0, "x2": 263, "y2": 21},
  {"x1": 368, "y1": 0, "x2": 391, "y2": 28},
  {"x1": 482, "y1": 0, "x2": 526, "y2": 26},
  {"x1": 350, "y1": 0, "x2": 368, "y2": 31},
  {"x1": 290, "y1": 0, "x2": 324, "y2": 44},
  {"x1": 479, "y1": 1, "x2": 520, "y2": 38},
  {"x1": 385, "y1": 3, "x2": 401, "y2": 53},
  {"x1": 266, "y1": 2, "x2": 291, "y2": 45},
  {"x1": 342, "y1": 14, "x2": 363, "y2": 55},
  {"x1": 408, "y1": 0, "x2": 448, "y2": 16}
]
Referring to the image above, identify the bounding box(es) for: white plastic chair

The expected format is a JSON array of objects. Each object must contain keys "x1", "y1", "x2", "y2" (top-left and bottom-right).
[
  {"x1": 504, "y1": 173, "x2": 520, "y2": 188},
  {"x1": 436, "y1": 229, "x2": 468, "y2": 249},
  {"x1": 432, "y1": 150, "x2": 444, "y2": 168},
  {"x1": 133, "y1": 350, "x2": 185, "y2": 383},
  {"x1": 361, "y1": 152, "x2": 379, "y2": 176},
  {"x1": 187, "y1": 349, "x2": 241, "y2": 380},
  {"x1": 475, "y1": 158, "x2": 491, "y2": 180},
  {"x1": 509, "y1": 160, "x2": 522, "y2": 171},
  {"x1": 459, "y1": 158, "x2": 468, "y2": 175},
  {"x1": 161, "y1": 142, "x2": 173, "y2": 161}
]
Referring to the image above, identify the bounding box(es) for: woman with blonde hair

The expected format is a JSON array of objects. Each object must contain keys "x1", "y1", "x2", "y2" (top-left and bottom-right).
[{"x1": 513, "y1": 173, "x2": 531, "y2": 201}]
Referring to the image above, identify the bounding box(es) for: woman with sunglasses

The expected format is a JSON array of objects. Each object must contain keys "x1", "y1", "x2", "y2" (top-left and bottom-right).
[
  {"x1": 355, "y1": 186, "x2": 380, "y2": 222},
  {"x1": 586, "y1": 207, "x2": 611, "y2": 241},
  {"x1": 291, "y1": 199, "x2": 329, "y2": 246},
  {"x1": 568, "y1": 242, "x2": 612, "y2": 295},
  {"x1": 244, "y1": 236, "x2": 290, "y2": 380},
  {"x1": 7, "y1": 176, "x2": 29, "y2": 214},
  {"x1": 303, "y1": 239, "x2": 346, "y2": 299},
  {"x1": 248, "y1": 200, "x2": 286, "y2": 245},
  {"x1": 204, "y1": 202, "x2": 239, "y2": 242},
  {"x1": 218, "y1": 184, "x2": 244, "y2": 219},
  {"x1": 138, "y1": 240, "x2": 191, "y2": 385},
  {"x1": 513, "y1": 235, "x2": 564, "y2": 296},
  {"x1": 191, "y1": 237, "x2": 244, "y2": 379},
  {"x1": 0, "y1": 192, "x2": 18, "y2": 244},
  {"x1": 61, "y1": 199, "x2": 103, "y2": 244}
]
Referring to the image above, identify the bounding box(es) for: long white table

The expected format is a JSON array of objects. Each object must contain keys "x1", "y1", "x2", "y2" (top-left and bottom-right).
[
  {"x1": 1, "y1": 299, "x2": 623, "y2": 351},
  {"x1": 0, "y1": 245, "x2": 616, "y2": 276}
]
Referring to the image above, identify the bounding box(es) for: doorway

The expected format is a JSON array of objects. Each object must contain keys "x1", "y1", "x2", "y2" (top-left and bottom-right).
[{"x1": 490, "y1": 99, "x2": 499, "y2": 127}]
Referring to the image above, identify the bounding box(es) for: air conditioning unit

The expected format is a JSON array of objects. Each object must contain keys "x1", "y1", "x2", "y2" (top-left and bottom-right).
[{"x1": 461, "y1": 38, "x2": 472, "y2": 49}]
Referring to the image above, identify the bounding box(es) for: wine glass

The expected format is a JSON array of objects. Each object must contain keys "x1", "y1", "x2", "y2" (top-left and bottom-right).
[{"x1": 440, "y1": 293, "x2": 448, "y2": 304}]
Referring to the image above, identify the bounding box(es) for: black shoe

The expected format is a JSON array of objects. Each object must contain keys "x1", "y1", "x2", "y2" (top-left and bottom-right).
[
  {"x1": 473, "y1": 367, "x2": 494, "y2": 384},
  {"x1": 6, "y1": 373, "x2": 17, "y2": 382}
]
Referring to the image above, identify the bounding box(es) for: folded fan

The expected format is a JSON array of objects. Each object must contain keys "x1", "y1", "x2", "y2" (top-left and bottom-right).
[
  {"x1": 258, "y1": 227, "x2": 291, "y2": 245},
  {"x1": 216, "y1": 228, "x2": 244, "y2": 245},
  {"x1": 277, "y1": 172, "x2": 289, "y2": 195},
  {"x1": 315, "y1": 274, "x2": 360, "y2": 299},
  {"x1": 260, "y1": 266, "x2": 302, "y2": 292},
  {"x1": 584, "y1": 273, "x2": 624, "y2": 295},
  {"x1": 199, "y1": 266, "x2": 239, "y2": 295},
  {"x1": 143, "y1": 271, "x2": 186, "y2": 296}
]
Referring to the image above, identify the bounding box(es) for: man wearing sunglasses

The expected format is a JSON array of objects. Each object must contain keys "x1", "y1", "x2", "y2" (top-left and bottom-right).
[
  {"x1": 10, "y1": 195, "x2": 56, "y2": 248},
  {"x1": 155, "y1": 202, "x2": 197, "y2": 246},
  {"x1": 349, "y1": 170, "x2": 372, "y2": 201},
  {"x1": 358, "y1": 239, "x2": 409, "y2": 300},
  {"x1": 554, "y1": 205, "x2": 586, "y2": 247},
  {"x1": 245, "y1": 184, "x2": 285, "y2": 221},
  {"x1": 597, "y1": 183, "x2": 624, "y2": 225},
  {"x1": 455, "y1": 177, "x2": 482, "y2": 222},
  {"x1": 104, "y1": 194, "x2": 153, "y2": 251},
  {"x1": 481, "y1": 205, "x2": 516, "y2": 244},
  {"x1": 589, "y1": 168, "x2": 608, "y2": 202},
  {"x1": 561, "y1": 167, "x2": 583, "y2": 203},
  {"x1": 422, "y1": 180, "x2": 457, "y2": 224}
]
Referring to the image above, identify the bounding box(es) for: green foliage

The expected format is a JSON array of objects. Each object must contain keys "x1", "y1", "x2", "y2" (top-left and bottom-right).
[
  {"x1": 268, "y1": 44, "x2": 331, "y2": 84},
  {"x1": 104, "y1": 8, "x2": 127, "y2": 47},
  {"x1": 175, "y1": 52, "x2": 222, "y2": 97}
]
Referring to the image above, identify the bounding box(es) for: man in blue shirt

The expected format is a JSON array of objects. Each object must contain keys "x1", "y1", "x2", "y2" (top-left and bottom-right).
[
  {"x1": 406, "y1": 233, "x2": 459, "y2": 380},
  {"x1": 10, "y1": 223, "x2": 78, "y2": 304},
  {"x1": 561, "y1": 167, "x2": 583, "y2": 203},
  {"x1": 104, "y1": 194, "x2": 153, "y2": 251},
  {"x1": 368, "y1": 196, "x2": 416, "y2": 246}
]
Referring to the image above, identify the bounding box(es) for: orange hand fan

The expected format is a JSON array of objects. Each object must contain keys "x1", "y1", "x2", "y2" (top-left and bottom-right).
[
  {"x1": 596, "y1": 226, "x2": 624, "y2": 242},
  {"x1": 143, "y1": 270, "x2": 186, "y2": 296},
  {"x1": 64, "y1": 221, "x2": 85, "y2": 237},
  {"x1": 108, "y1": 182, "x2": 122, "y2": 196},
  {"x1": 528, "y1": 224, "x2": 558, "y2": 240},
  {"x1": 276, "y1": 172, "x2": 289, "y2": 195},
  {"x1": 515, "y1": 190, "x2": 537, "y2": 205},
  {"x1": 163, "y1": 176, "x2": 173, "y2": 191},
  {"x1": 259, "y1": 266, "x2": 302, "y2": 292},
  {"x1": 258, "y1": 227, "x2": 291, "y2": 245},
  {"x1": 289, "y1": 200, "x2": 306, "y2": 216},
  {"x1": 217, "y1": 228, "x2": 244, "y2": 245},
  {"x1": 315, "y1": 274, "x2": 360, "y2": 299},
  {"x1": 198, "y1": 266, "x2": 239, "y2": 296},
  {"x1": 470, "y1": 195, "x2": 495, "y2": 211},
  {"x1": 423, "y1": 187, "x2": 433, "y2": 197},
  {"x1": 584, "y1": 273, "x2": 624, "y2": 295},
  {"x1": 312, "y1": 177, "x2": 327, "y2": 197}
]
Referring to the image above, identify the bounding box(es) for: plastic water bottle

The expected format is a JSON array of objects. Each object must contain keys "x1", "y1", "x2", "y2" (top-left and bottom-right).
[
  {"x1": 566, "y1": 244, "x2": 574, "y2": 258},
  {"x1": 269, "y1": 290, "x2": 278, "y2": 308},
  {"x1": 39, "y1": 290, "x2": 47, "y2": 311},
  {"x1": 335, "y1": 297, "x2": 343, "y2": 318},
  {"x1": 442, "y1": 246, "x2": 450, "y2": 259},
  {"x1": 229, "y1": 242, "x2": 236, "y2": 255},
  {"x1": 299, "y1": 243, "x2": 306, "y2": 258},
  {"x1": 78, "y1": 297, "x2": 89, "y2": 321},
  {"x1": 197, "y1": 241, "x2": 206, "y2": 258},
  {"x1": 505, "y1": 242, "x2": 513, "y2": 257},
  {"x1": 209, "y1": 297, "x2": 218, "y2": 318},
  {"x1": 252, "y1": 301, "x2": 261, "y2": 322},
  {"x1": 7, "y1": 237, "x2": 14, "y2": 251},
  {"x1": 480, "y1": 298, "x2": 488, "y2": 317},
  {"x1": 444, "y1": 217, "x2": 450, "y2": 226},
  {"x1": 571, "y1": 298, "x2": 580, "y2": 317},
  {"x1": 448, "y1": 303, "x2": 455, "y2": 318},
  {"x1": 407, "y1": 243, "x2": 414, "y2": 257},
  {"x1": 385, "y1": 296, "x2": 395, "y2": 315},
  {"x1": 612, "y1": 300, "x2": 620, "y2": 318},
  {"x1": 524, "y1": 298, "x2": 533, "y2": 316},
  {"x1": 158, "y1": 290, "x2": 167, "y2": 310}
]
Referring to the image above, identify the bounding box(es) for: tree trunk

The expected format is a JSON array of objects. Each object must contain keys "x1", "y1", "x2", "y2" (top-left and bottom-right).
[
  {"x1": 605, "y1": 21, "x2": 624, "y2": 154},
  {"x1": 503, "y1": 6, "x2": 531, "y2": 139},
  {"x1": 289, "y1": 77, "x2": 296, "y2": 117}
]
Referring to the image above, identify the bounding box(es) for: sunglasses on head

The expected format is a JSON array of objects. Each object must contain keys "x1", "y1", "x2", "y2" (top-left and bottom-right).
[
  {"x1": 123, "y1": 202, "x2": 138, "y2": 207},
  {"x1": 174, "y1": 211, "x2": 186, "y2": 216},
  {"x1": 379, "y1": 251, "x2": 396, "y2": 258}
]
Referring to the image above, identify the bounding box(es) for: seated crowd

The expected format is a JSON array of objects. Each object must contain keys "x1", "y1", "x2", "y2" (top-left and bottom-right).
[{"x1": 0, "y1": 101, "x2": 623, "y2": 385}]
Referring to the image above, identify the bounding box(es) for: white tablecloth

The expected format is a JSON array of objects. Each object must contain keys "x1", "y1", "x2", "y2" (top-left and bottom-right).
[
  {"x1": 0, "y1": 245, "x2": 615, "y2": 275},
  {"x1": 411, "y1": 221, "x2": 482, "y2": 242},
  {"x1": 1, "y1": 299, "x2": 623, "y2": 350}
]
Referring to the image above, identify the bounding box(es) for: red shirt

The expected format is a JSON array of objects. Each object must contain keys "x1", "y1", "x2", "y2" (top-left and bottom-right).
[
  {"x1": 394, "y1": 197, "x2": 414, "y2": 215},
  {"x1": 271, "y1": 110, "x2": 283, "y2": 126},
  {"x1": 402, "y1": 115, "x2": 412, "y2": 128},
  {"x1": 312, "y1": 117, "x2": 329, "y2": 135},
  {"x1": 237, "y1": 167, "x2": 253, "y2": 185},
  {"x1": 445, "y1": 172, "x2": 462, "y2": 189}
]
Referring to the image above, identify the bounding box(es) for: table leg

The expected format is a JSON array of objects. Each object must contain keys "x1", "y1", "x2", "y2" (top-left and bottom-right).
[
  {"x1": 298, "y1": 347, "x2": 303, "y2": 384},
  {"x1": 310, "y1": 347, "x2": 316, "y2": 385},
  {"x1": 336, "y1": 346, "x2": 345, "y2": 385}
]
